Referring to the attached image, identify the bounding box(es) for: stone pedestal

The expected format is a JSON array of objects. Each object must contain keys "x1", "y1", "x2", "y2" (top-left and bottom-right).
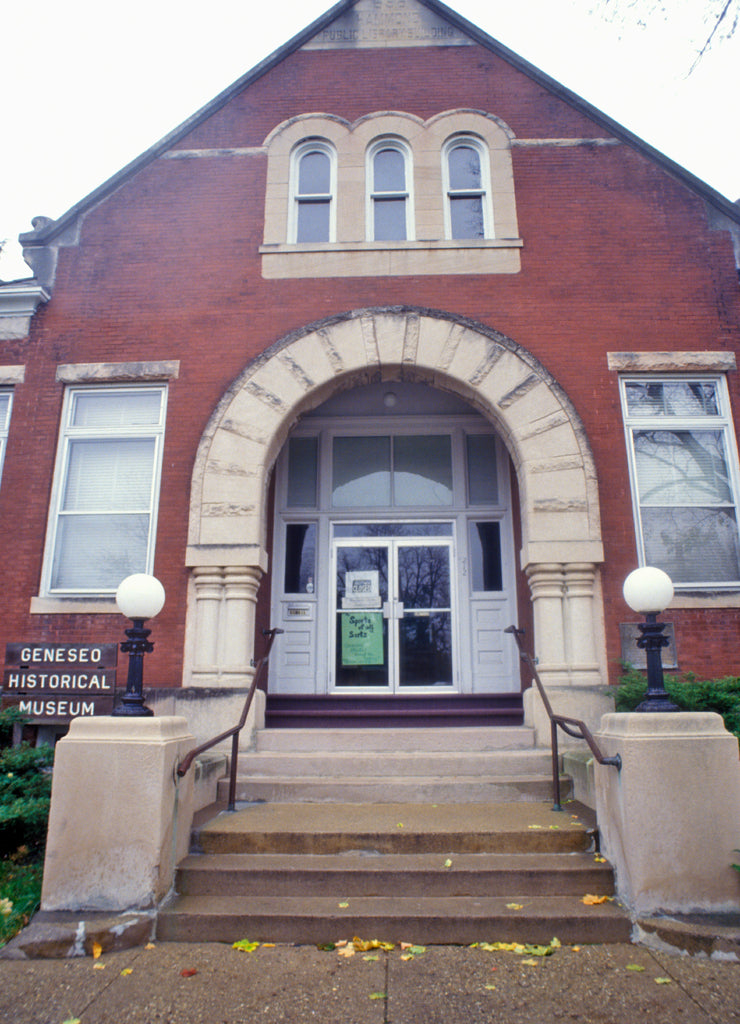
[
  {"x1": 41, "y1": 717, "x2": 195, "y2": 912},
  {"x1": 595, "y1": 712, "x2": 740, "y2": 914}
]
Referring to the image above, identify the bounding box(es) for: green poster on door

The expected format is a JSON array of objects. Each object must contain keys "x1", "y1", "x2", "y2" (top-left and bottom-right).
[{"x1": 341, "y1": 611, "x2": 384, "y2": 665}]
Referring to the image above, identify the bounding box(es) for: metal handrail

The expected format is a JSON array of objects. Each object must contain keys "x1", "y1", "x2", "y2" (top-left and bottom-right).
[
  {"x1": 176, "y1": 627, "x2": 283, "y2": 811},
  {"x1": 505, "y1": 625, "x2": 621, "y2": 811}
]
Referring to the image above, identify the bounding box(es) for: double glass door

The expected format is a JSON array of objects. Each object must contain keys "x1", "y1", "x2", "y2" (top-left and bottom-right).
[{"x1": 332, "y1": 526, "x2": 455, "y2": 691}]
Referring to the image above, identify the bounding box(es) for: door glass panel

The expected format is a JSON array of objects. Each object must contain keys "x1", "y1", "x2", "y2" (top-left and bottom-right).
[
  {"x1": 469, "y1": 521, "x2": 502, "y2": 591},
  {"x1": 397, "y1": 544, "x2": 453, "y2": 687},
  {"x1": 284, "y1": 523, "x2": 316, "y2": 594},
  {"x1": 332, "y1": 436, "x2": 391, "y2": 506},
  {"x1": 394, "y1": 435, "x2": 452, "y2": 506},
  {"x1": 335, "y1": 545, "x2": 389, "y2": 687}
]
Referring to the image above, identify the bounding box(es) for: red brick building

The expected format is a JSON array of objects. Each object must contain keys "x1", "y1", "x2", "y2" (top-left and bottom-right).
[{"x1": 2, "y1": 0, "x2": 740, "y2": 743}]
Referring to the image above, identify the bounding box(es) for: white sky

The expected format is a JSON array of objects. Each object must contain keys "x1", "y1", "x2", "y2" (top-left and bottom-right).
[{"x1": 1, "y1": 0, "x2": 739, "y2": 280}]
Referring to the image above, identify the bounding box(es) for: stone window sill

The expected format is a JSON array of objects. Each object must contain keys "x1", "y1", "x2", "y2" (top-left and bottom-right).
[{"x1": 260, "y1": 238, "x2": 523, "y2": 278}]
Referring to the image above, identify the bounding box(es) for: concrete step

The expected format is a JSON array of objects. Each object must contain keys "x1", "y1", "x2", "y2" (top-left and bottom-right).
[
  {"x1": 196, "y1": 803, "x2": 589, "y2": 856},
  {"x1": 218, "y1": 774, "x2": 568, "y2": 804},
  {"x1": 160, "y1": 802, "x2": 627, "y2": 946},
  {"x1": 176, "y1": 851, "x2": 615, "y2": 898},
  {"x1": 157, "y1": 893, "x2": 630, "y2": 945},
  {"x1": 255, "y1": 725, "x2": 536, "y2": 753},
  {"x1": 234, "y1": 749, "x2": 553, "y2": 777}
]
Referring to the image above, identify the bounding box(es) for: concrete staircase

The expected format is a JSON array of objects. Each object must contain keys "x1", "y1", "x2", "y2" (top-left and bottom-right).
[
  {"x1": 157, "y1": 726, "x2": 630, "y2": 945},
  {"x1": 157, "y1": 802, "x2": 629, "y2": 944},
  {"x1": 215, "y1": 725, "x2": 564, "y2": 804}
]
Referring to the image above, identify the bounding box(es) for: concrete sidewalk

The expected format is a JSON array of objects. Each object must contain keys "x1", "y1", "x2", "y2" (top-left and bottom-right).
[{"x1": 0, "y1": 939, "x2": 738, "y2": 1024}]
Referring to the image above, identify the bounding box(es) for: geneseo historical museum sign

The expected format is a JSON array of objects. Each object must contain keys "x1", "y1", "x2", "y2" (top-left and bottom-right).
[{"x1": 2, "y1": 643, "x2": 118, "y2": 722}]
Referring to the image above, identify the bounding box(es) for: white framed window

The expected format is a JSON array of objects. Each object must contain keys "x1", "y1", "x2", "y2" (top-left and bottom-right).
[
  {"x1": 289, "y1": 140, "x2": 336, "y2": 243},
  {"x1": 366, "y1": 138, "x2": 414, "y2": 241},
  {"x1": 43, "y1": 385, "x2": 167, "y2": 596},
  {"x1": 620, "y1": 376, "x2": 740, "y2": 587},
  {"x1": 442, "y1": 135, "x2": 492, "y2": 240},
  {"x1": 0, "y1": 389, "x2": 12, "y2": 487}
]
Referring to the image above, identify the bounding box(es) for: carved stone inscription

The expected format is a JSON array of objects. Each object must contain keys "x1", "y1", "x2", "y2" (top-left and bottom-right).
[{"x1": 304, "y1": 0, "x2": 474, "y2": 49}]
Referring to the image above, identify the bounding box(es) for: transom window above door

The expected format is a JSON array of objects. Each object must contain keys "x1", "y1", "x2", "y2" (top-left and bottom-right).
[{"x1": 284, "y1": 426, "x2": 500, "y2": 512}]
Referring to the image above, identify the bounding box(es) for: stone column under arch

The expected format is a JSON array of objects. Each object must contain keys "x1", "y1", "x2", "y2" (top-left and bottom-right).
[{"x1": 185, "y1": 307, "x2": 611, "y2": 741}]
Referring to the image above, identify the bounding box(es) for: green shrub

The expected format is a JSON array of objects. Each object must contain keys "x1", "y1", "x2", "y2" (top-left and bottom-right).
[{"x1": 616, "y1": 667, "x2": 740, "y2": 740}]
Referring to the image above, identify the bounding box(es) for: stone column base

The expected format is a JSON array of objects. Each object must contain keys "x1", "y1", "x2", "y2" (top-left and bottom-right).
[
  {"x1": 42, "y1": 717, "x2": 195, "y2": 912},
  {"x1": 524, "y1": 684, "x2": 615, "y2": 748},
  {"x1": 595, "y1": 712, "x2": 740, "y2": 915}
]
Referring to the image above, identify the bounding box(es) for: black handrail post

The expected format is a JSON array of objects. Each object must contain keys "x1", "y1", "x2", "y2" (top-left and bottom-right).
[
  {"x1": 228, "y1": 732, "x2": 239, "y2": 812},
  {"x1": 550, "y1": 718, "x2": 562, "y2": 812}
]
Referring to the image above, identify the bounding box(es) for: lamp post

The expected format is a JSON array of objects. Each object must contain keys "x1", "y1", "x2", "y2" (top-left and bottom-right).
[
  {"x1": 112, "y1": 573, "x2": 165, "y2": 718},
  {"x1": 623, "y1": 566, "x2": 679, "y2": 713}
]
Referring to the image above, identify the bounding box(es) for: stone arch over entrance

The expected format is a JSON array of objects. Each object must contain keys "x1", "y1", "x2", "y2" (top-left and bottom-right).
[{"x1": 184, "y1": 308, "x2": 607, "y2": 732}]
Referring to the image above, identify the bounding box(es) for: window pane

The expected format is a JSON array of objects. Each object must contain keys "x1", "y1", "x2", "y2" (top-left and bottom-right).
[
  {"x1": 287, "y1": 437, "x2": 318, "y2": 507},
  {"x1": 394, "y1": 435, "x2": 452, "y2": 506},
  {"x1": 374, "y1": 198, "x2": 407, "y2": 241},
  {"x1": 284, "y1": 523, "x2": 316, "y2": 593},
  {"x1": 72, "y1": 391, "x2": 161, "y2": 427},
  {"x1": 332, "y1": 436, "x2": 391, "y2": 507},
  {"x1": 467, "y1": 434, "x2": 498, "y2": 504},
  {"x1": 469, "y1": 521, "x2": 503, "y2": 591},
  {"x1": 62, "y1": 439, "x2": 155, "y2": 510},
  {"x1": 450, "y1": 196, "x2": 484, "y2": 239},
  {"x1": 51, "y1": 514, "x2": 150, "y2": 590},
  {"x1": 374, "y1": 148, "x2": 405, "y2": 191},
  {"x1": 634, "y1": 430, "x2": 732, "y2": 506},
  {"x1": 625, "y1": 381, "x2": 720, "y2": 418},
  {"x1": 0, "y1": 393, "x2": 10, "y2": 430},
  {"x1": 642, "y1": 507, "x2": 740, "y2": 583},
  {"x1": 449, "y1": 145, "x2": 481, "y2": 189},
  {"x1": 296, "y1": 200, "x2": 330, "y2": 243},
  {"x1": 298, "y1": 151, "x2": 330, "y2": 194}
]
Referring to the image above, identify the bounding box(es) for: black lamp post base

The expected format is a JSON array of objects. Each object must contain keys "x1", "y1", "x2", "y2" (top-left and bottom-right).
[
  {"x1": 635, "y1": 694, "x2": 680, "y2": 713},
  {"x1": 112, "y1": 698, "x2": 154, "y2": 717}
]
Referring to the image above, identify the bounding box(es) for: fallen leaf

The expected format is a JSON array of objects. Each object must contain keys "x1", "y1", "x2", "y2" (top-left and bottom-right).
[
  {"x1": 396, "y1": 823, "x2": 404, "y2": 828},
  {"x1": 363, "y1": 954, "x2": 380, "y2": 961},
  {"x1": 92, "y1": 941, "x2": 103, "y2": 960},
  {"x1": 93, "y1": 962, "x2": 106, "y2": 971},
  {"x1": 337, "y1": 945, "x2": 356, "y2": 958},
  {"x1": 506, "y1": 903, "x2": 524, "y2": 910},
  {"x1": 400, "y1": 954, "x2": 414, "y2": 961},
  {"x1": 444, "y1": 858, "x2": 453, "y2": 868},
  {"x1": 262, "y1": 943, "x2": 276, "y2": 948},
  {"x1": 572, "y1": 946, "x2": 581, "y2": 952},
  {"x1": 527, "y1": 824, "x2": 543, "y2": 830},
  {"x1": 626, "y1": 964, "x2": 645, "y2": 972},
  {"x1": 484, "y1": 984, "x2": 497, "y2": 991},
  {"x1": 548, "y1": 825, "x2": 560, "y2": 830},
  {"x1": 318, "y1": 943, "x2": 336, "y2": 951},
  {"x1": 145, "y1": 942, "x2": 156, "y2": 950},
  {"x1": 338, "y1": 902, "x2": 350, "y2": 908},
  {"x1": 353, "y1": 937, "x2": 394, "y2": 951},
  {"x1": 232, "y1": 939, "x2": 260, "y2": 953},
  {"x1": 369, "y1": 992, "x2": 386, "y2": 1000},
  {"x1": 582, "y1": 894, "x2": 610, "y2": 905},
  {"x1": 594, "y1": 856, "x2": 607, "y2": 864},
  {"x1": 120, "y1": 968, "x2": 133, "y2": 976},
  {"x1": 550, "y1": 938, "x2": 561, "y2": 949},
  {"x1": 655, "y1": 977, "x2": 672, "y2": 985},
  {"x1": 521, "y1": 958, "x2": 540, "y2": 966},
  {"x1": 61, "y1": 1019, "x2": 81, "y2": 1024}
]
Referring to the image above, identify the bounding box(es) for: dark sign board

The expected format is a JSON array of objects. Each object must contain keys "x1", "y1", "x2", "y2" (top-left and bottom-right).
[{"x1": 2, "y1": 642, "x2": 119, "y2": 723}]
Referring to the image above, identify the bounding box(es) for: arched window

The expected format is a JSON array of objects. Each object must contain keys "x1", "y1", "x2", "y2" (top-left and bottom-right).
[
  {"x1": 443, "y1": 136, "x2": 492, "y2": 240},
  {"x1": 367, "y1": 139, "x2": 413, "y2": 242},
  {"x1": 290, "y1": 141, "x2": 336, "y2": 243}
]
